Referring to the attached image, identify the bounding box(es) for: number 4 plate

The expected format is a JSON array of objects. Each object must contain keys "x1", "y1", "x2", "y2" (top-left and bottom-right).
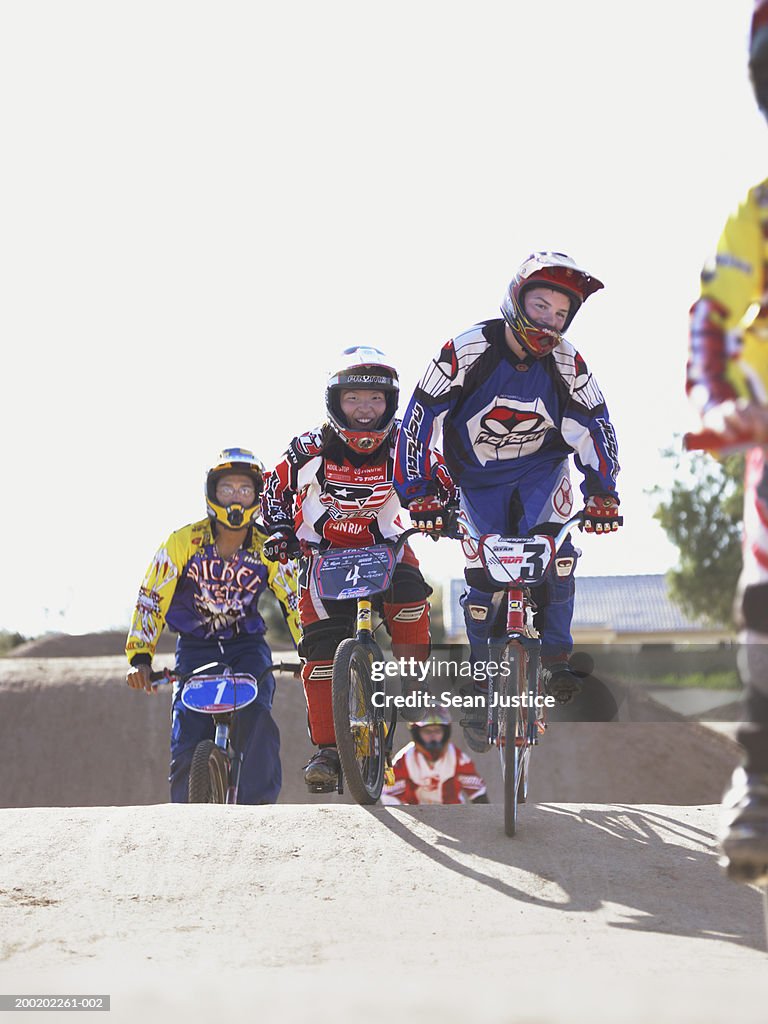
[
  {"x1": 478, "y1": 535, "x2": 555, "y2": 585},
  {"x1": 312, "y1": 544, "x2": 397, "y2": 601}
]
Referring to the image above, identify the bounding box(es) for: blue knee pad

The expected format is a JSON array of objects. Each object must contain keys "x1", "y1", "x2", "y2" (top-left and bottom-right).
[
  {"x1": 533, "y1": 540, "x2": 578, "y2": 659},
  {"x1": 461, "y1": 587, "x2": 505, "y2": 665}
]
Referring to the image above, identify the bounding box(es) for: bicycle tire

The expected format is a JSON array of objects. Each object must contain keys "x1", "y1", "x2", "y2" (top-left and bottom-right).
[
  {"x1": 332, "y1": 638, "x2": 386, "y2": 805},
  {"x1": 188, "y1": 739, "x2": 229, "y2": 804},
  {"x1": 500, "y1": 644, "x2": 530, "y2": 837}
]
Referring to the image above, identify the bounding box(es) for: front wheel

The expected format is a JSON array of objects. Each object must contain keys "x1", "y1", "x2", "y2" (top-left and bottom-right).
[
  {"x1": 499, "y1": 645, "x2": 531, "y2": 837},
  {"x1": 188, "y1": 739, "x2": 229, "y2": 804},
  {"x1": 332, "y1": 638, "x2": 386, "y2": 805}
]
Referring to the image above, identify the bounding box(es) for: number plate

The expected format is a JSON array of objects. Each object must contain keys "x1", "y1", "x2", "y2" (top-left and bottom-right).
[
  {"x1": 478, "y1": 535, "x2": 555, "y2": 585},
  {"x1": 312, "y1": 544, "x2": 397, "y2": 600},
  {"x1": 181, "y1": 675, "x2": 258, "y2": 713}
]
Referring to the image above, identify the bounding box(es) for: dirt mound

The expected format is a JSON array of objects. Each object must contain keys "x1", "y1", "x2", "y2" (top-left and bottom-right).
[
  {"x1": 9, "y1": 631, "x2": 176, "y2": 658},
  {"x1": 0, "y1": 655, "x2": 741, "y2": 808}
]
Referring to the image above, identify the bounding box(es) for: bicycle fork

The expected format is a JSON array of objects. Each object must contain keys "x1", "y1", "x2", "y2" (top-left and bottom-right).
[{"x1": 213, "y1": 716, "x2": 240, "y2": 804}]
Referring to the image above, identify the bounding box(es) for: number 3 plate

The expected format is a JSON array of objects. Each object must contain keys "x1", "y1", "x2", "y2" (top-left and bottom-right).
[{"x1": 479, "y1": 535, "x2": 555, "y2": 585}]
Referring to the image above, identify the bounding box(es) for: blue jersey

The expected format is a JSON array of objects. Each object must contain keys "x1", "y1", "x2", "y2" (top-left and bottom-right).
[{"x1": 395, "y1": 319, "x2": 620, "y2": 501}]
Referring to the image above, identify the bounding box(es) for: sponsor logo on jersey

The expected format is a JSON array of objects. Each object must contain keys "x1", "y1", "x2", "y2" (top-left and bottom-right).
[
  {"x1": 467, "y1": 398, "x2": 554, "y2": 462},
  {"x1": 404, "y1": 402, "x2": 425, "y2": 479}
]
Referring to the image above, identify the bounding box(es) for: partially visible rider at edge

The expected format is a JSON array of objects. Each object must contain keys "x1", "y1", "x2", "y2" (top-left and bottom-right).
[
  {"x1": 381, "y1": 708, "x2": 489, "y2": 806},
  {"x1": 260, "y1": 348, "x2": 434, "y2": 794},
  {"x1": 394, "y1": 252, "x2": 623, "y2": 753},
  {"x1": 125, "y1": 448, "x2": 301, "y2": 805},
  {"x1": 686, "y1": 0, "x2": 768, "y2": 880}
]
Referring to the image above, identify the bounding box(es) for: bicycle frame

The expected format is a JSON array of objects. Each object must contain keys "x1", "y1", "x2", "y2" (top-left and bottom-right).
[
  {"x1": 456, "y1": 508, "x2": 584, "y2": 834},
  {"x1": 304, "y1": 527, "x2": 422, "y2": 801}
]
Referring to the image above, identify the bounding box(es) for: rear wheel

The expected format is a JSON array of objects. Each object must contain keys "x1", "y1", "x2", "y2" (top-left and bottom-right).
[
  {"x1": 499, "y1": 645, "x2": 531, "y2": 837},
  {"x1": 332, "y1": 638, "x2": 386, "y2": 805},
  {"x1": 188, "y1": 740, "x2": 229, "y2": 804}
]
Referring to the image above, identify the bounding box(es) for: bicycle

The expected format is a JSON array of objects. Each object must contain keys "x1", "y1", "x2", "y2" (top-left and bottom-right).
[
  {"x1": 151, "y1": 660, "x2": 301, "y2": 804},
  {"x1": 306, "y1": 527, "x2": 423, "y2": 805},
  {"x1": 455, "y1": 508, "x2": 586, "y2": 837}
]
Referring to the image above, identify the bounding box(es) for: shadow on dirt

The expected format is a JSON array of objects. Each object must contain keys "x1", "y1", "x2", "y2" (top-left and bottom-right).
[{"x1": 370, "y1": 802, "x2": 766, "y2": 953}]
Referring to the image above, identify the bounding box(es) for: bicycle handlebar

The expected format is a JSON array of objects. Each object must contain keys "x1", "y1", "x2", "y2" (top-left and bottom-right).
[
  {"x1": 148, "y1": 661, "x2": 302, "y2": 686},
  {"x1": 454, "y1": 508, "x2": 586, "y2": 552}
]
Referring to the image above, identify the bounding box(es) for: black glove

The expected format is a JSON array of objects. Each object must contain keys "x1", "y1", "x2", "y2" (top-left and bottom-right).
[{"x1": 263, "y1": 529, "x2": 301, "y2": 564}]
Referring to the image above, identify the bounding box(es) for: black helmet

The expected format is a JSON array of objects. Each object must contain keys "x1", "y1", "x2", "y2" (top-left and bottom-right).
[{"x1": 750, "y1": 1, "x2": 768, "y2": 116}]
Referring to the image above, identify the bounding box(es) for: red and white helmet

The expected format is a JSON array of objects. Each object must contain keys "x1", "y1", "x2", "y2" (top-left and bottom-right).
[
  {"x1": 501, "y1": 252, "x2": 604, "y2": 358},
  {"x1": 325, "y1": 346, "x2": 399, "y2": 453}
]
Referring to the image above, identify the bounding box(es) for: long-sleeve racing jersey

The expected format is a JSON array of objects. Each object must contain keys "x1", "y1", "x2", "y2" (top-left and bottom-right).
[
  {"x1": 394, "y1": 318, "x2": 620, "y2": 502},
  {"x1": 687, "y1": 178, "x2": 768, "y2": 412},
  {"x1": 126, "y1": 519, "x2": 301, "y2": 664},
  {"x1": 262, "y1": 426, "x2": 410, "y2": 549},
  {"x1": 380, "y1": 741, "x2": 487, "y2": 805}
]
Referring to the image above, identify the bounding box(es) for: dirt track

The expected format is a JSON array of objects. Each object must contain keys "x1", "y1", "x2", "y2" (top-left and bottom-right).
[{"x1": 1, "y1": 803, "x2": 766, "y2": 1023}]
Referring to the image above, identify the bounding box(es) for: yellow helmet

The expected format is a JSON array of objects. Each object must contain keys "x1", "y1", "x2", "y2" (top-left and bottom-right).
[{"x1": 205, "y1": 447, "x2": 264, "y2": 530}]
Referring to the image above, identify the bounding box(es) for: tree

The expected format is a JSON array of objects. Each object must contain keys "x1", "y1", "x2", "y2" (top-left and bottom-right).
[{"x1": 652, "y1": 446, "x2": 744, "y2": 627}]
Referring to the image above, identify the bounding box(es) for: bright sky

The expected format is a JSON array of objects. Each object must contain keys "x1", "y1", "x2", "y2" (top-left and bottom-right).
[{"x1": 1, "y1": 0, "x2": 763, "y2": 637}]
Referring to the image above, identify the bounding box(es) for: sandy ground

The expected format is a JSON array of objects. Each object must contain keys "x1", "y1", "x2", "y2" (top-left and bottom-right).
[{"x1": 0, "y1": 644, "x2": 764, "y2": 1023}]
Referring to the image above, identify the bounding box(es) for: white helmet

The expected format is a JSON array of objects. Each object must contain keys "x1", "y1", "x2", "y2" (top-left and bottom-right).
[{"x1": 325, "y1": 346, "x2": 399, "y2": 453}]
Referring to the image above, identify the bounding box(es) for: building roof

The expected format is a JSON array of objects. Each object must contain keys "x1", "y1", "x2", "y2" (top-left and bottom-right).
[
  {"x1": 571, "y1": 574, "x2": 718, "y2": 633},
  {"x1": 445, "y1": 574, "x2": 725, "y2": 638}
]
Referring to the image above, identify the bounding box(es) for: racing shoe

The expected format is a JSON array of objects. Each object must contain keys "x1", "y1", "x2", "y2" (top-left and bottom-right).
[
  {"x1": 459, "y1": 687, "x2": 490, "y2": 754},
  {"x1": 542, "y1": 661, "x2": 582, "y2": 706},
  {"x1": 399, "y1": 675, "x2": 432, "y2": 722},
  {"x1": 718, "y1": 767, "x2": 768, "y2": 885},
  {"x1": 303, "y1": 747, "x2": 340, "y2": 794}
]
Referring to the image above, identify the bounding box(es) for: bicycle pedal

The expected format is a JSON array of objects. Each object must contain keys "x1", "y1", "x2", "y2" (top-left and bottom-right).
[{"x1": 307, "y1": 781, "x2": 337, "y2": 795}]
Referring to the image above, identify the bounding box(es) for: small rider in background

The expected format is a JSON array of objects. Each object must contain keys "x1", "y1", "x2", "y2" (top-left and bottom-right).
[
  {"x1": 381, "y1": 708, "x2": 488, "y2": 805},
  {"x1": 686, "y1": 0, "x2": 768, "y2": 882},
  {"x1": 261, "y1": 347, "x2": 433, "y2": 794},
  {"x1": 125, "y1": 448, "x2": 301, "y2": 805}
]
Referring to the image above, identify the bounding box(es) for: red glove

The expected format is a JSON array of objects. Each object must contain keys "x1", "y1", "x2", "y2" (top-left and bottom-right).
[
  {"x1": 583, "y1": 495, "x2": 623, "y2": 534},
  {"x1": 409, "y1": 496, "x2": 449, "y2": 533}
]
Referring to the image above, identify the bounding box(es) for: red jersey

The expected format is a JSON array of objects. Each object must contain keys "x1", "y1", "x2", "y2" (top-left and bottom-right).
[{"x1": 381, "y1": 742, "x2": 487, "y2": 805}]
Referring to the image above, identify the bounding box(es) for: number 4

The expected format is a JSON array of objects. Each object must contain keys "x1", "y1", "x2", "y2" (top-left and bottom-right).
[{"x1": 345, "y1": 564, "x2": 361, "y2": 585}]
